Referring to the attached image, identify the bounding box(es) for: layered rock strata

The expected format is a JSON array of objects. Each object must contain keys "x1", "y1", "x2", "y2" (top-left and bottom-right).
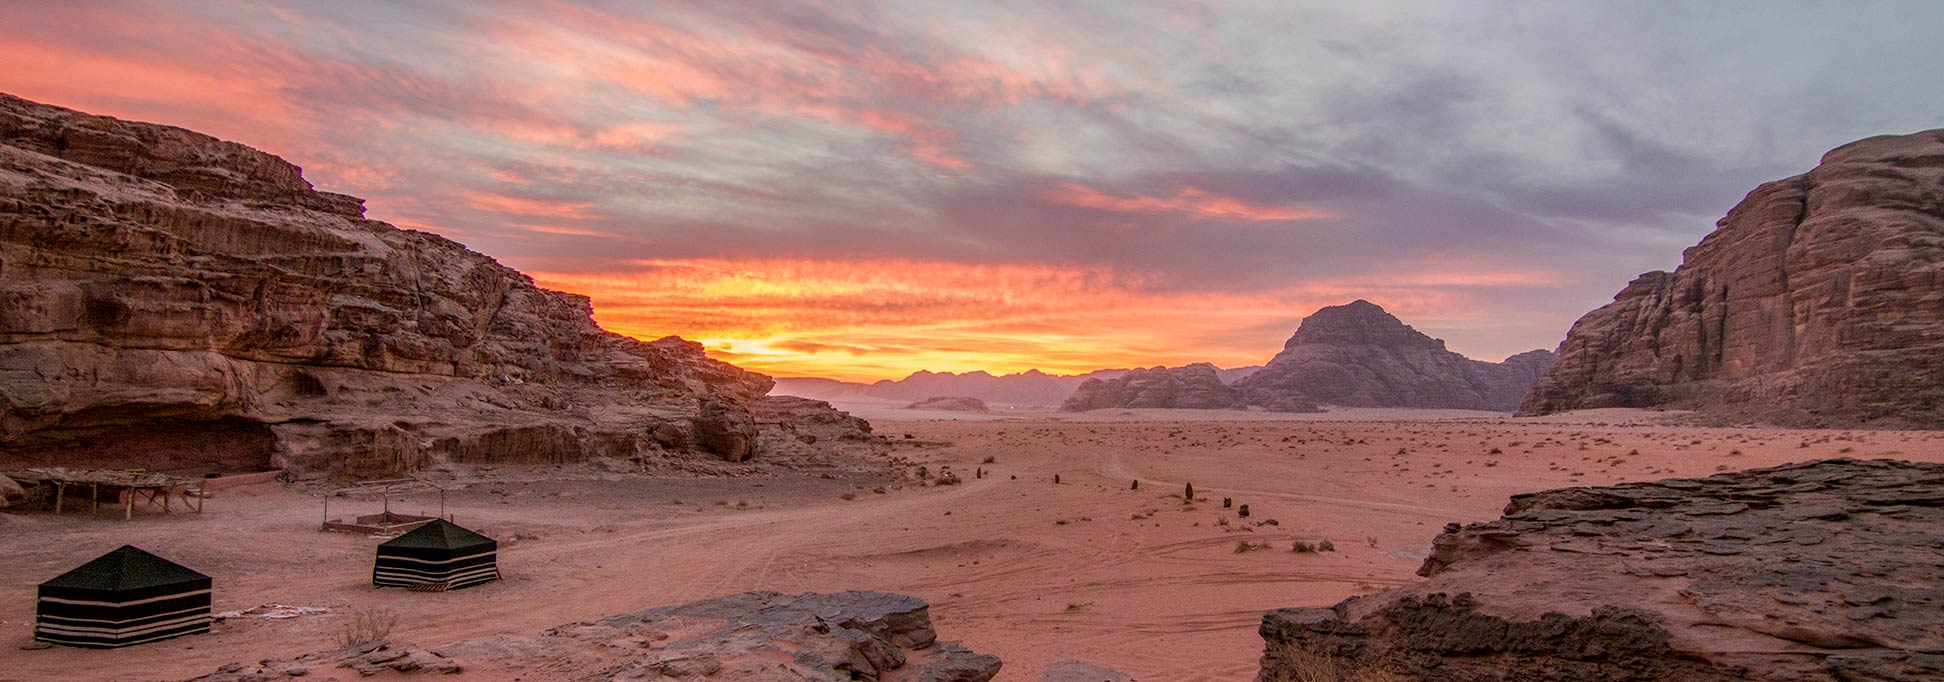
[
  {"x1": 1521, "y1": 129, "x2": 1944, "y2": 426},
  {"x1": 0, "y1": 93, "x2": 871, "y2": 480},
  {"x1": 1060, "y1": 362, "x2": 1252, "y2": 412},
  {"x1": 1257, "y1": 459, "x2": 1944, "y2": 681}
]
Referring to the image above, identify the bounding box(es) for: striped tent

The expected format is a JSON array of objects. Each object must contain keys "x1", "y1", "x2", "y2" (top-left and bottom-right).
[
  {"x1": 372, "y1": 518, "x2": 499, "y2": 591},
  {"x1": 35, "y1": 545, "x2": 212, "y2": 648}
]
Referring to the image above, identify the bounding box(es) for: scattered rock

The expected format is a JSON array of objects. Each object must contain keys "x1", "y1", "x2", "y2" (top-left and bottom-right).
[
  {"x1": 1521, "y1": 128, "x2": 1944, "y2": 427},
  {"x1": 1257, "y1": 459, "x2": 1944, "y2": 681}
]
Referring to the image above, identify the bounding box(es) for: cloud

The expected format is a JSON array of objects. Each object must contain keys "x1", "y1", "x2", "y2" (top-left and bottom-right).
[{"x1": 3, "y1": 1, "x2": 1941, "y2": 380}]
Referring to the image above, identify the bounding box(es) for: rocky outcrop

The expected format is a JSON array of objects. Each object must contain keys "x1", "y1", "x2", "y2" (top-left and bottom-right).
[
  {"x1": 1257, "y1": 459, "x2": 1944, "y2": 682},
  {"x1": 1059, "y1": 362, "x2": 1253, "y2": 412},
  {"x1": 776, "y1": 368, "x2": 1133, "y2": 408},
  {"x1": 193, "y1": 590, "x2": 1001, "y2": 682},
  {"x1": 1520, "y1": 129, "x2": 1944, "y2": 427},
  {"x1": 1233, "y1": 301, "x2": 1555, "y2": 411},
  {"x1": 0, "y1": 93, "x2": 872, "y2": 480},
  {"x1": 904, "y1": 396, "x2": 991, "y2": 412}
]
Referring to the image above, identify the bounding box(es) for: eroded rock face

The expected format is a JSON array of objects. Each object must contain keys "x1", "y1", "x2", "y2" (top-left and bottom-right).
[
  {"x1": 1521, "y1": 129, "x2": 1944, "y2": 426},
  {"x1": 1060, "y1": 362, "x2": 1251, "y2": 412},
  {"x1": 1257, "y1": 459, "x2": 1944, "y2": 682},
  {"x1": 191, "y1": 591, "x2": 1001, "y2": 682},
  {"x1": 0, "y1": 93, "x2": 871, "y2": 479},
  {"x1": 1234, "y1": 301, "x2": 1555, "y2": 411}
]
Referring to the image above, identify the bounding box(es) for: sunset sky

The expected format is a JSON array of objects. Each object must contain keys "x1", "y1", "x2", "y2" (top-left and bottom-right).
[{"x1": 4, "y1": 1, "x2": 1940, "y2": 381}]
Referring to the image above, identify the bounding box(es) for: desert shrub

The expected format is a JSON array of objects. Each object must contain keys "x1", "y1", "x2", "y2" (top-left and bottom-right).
[
  {"x1": 981, "y1": 456, "x2": 996, "y2": 464},
  {"x1": 336, "y1": 609, "x2": 398, "y2": 648},
  {"x1": 1291, "y1": 540, "x2": 1317, "y2": 553},
  {"x1": 934, "y1": 472, "x2": 962, "y2": 486},
  {"x1": 1317, "y1": 540, "x2": 1335, "y2": 552},
  {"x1": 1235, "y1": 540, "x2": 1272, "y2": 553}
]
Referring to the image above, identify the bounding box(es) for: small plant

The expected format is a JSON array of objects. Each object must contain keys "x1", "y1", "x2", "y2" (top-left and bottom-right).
[
  {"x1": 1290, "y1": 540, "x2": 1317, "y2": 553},
  {"x1": 1264, "y1": 640, "x2": 1404, "y2": 682},
  {"x1": 981, "y1": 456, "x2": 996, "y2": 464},
  {"x1": 336, "y1": 609, "x2": 398, "y2": 648},
  {"x1": 1184, "y1": 482, "x2": 1195, "y2": 501},
  {"x1": 1365, "y1": 536, "x2": 1378, "y2": 549},
  {"x1": 1065, "y1": 601, "x2": 1093, "y2": 611},
  {"x1": 1235, "y1": 540, "x2": 1271, "y2": 553},
  {"x1": 934, "y1": 472, "x2": 962, "y2": 486},
  {"x1": 1317, "y1": 539, "x2": 1335, "y2": 552}
]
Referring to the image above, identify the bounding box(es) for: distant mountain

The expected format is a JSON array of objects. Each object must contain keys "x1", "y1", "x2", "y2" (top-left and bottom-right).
[
  {"x1": 1060, "y1": 363, "x2": 1255, "y2": 412},
  {"x1": 1233, "y1": 300, "x2": 1555, "y2": 411},
  {"x1": 773, "y1": 369, "x2": 1127, "y2": 407}
]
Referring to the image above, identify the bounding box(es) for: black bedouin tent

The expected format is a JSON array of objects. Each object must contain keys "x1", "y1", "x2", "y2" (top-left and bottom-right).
[
  {"x1": 35, "y1": 545, "x2": 212, "y2": 648},
  {"x1": 372, "y1": 518, "x2": 499, "y2": 591}
]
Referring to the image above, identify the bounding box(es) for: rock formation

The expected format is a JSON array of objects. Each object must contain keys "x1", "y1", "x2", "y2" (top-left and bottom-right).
[
  {"x1": 193, "y1": 590, "x2": 1001, "y2": 681},
  {"x1": 1521, "y1": 129, "x2": 1944, "y2": 427},
  {"x1": 1234, "y1": 301, "x2": 1555, "y2": 411},
  {"x1": 1060, "y1": 362, "x2": 1253, "y2": 412},
  {"x1": 1257, "y1": 459, "x2": 1944, "y2": 682},
  {"x1": 0, "y1": 93, "x2": 872, "y2": 481},
  {"x1": 904, "y1": 396, "x2": 991, "y2": 412},
  {"x1": 775, "y1": 368, "x2": 1132, "y2": 408}
]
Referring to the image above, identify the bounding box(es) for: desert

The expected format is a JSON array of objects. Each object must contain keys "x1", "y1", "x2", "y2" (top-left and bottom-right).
[
  {"x1": 5, "y1": 4, "x2": 1944, "y2": 681},
  {"x1": 10, "y1": 409, "x2": 1942, "y2": 681}
]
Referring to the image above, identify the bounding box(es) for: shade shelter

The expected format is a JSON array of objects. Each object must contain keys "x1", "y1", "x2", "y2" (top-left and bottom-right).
[
  {"x1": 372, "y1": 518, "x2": 499, "y2": 591},
  {"x1": 35, "y1": 545, "x2": 212, "y2": 648}
]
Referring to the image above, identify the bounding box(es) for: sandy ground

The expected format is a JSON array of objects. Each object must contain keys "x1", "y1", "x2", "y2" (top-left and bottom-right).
[{"x1": 5, "y1": 409, "x2": 1944, "y2": 681}]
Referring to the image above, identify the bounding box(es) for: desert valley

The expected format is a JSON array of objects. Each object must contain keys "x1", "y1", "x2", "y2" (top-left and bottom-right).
[{"x1": 4, "y1": 4, "x2": 1944, "y2": 682}]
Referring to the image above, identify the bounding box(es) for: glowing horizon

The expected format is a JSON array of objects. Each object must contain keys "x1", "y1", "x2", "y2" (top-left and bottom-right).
[{"x1": 4, "y1": 2, "x2": 1939, "y2": 382}]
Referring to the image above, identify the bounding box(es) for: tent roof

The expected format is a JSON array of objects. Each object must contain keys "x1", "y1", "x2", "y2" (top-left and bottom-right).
[
  {"x1": 380, "y1": 518, "x2": 493, "y2": 550},
  {"x1": 41, "y1": 545, "x2": 208, "y2": 591}
]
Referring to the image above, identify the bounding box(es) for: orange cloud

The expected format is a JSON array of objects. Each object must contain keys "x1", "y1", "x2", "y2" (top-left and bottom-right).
[
  {"x1": 1047, "y1": 183, "x2": 1330, "y2": 222},
  {"x1": 529, "y1": 257, "x2": 1543, "y2": 381}
]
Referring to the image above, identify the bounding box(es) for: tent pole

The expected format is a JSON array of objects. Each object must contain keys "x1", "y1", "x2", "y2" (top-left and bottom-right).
[
  {"x1": 197, "y1": 481, "x2": 204, "y2": 513},
  {"x1": 124, "y1": 487, "x2": 134, "y2": 520},
  {"x1": 54, "y1": 482, "x2": 63, "y2": 514},
  {"x1": 163, "y1": 487, "x2": 171, "y2": 513},
  {"x1": 323, "y1": 495, "x2": 329, "y2": 530},
  {"x1": 92, "y1": 483, "x2": 99, "y2": 511}
]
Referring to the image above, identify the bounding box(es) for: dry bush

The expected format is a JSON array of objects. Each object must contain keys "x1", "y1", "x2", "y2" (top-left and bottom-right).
[
  {"x1": 1291, "y1": 540, "x2": 1317, "y2": 553},
  {"x1": 1264, "y1": 641, "x2": 1405, "y2": 682},
  {"x1": 337, "y1": 609, "x2": 399, "y2": 648}
]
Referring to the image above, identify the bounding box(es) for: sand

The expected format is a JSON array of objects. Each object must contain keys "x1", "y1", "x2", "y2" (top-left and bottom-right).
[{"x1": 5, "y1": 408, "x2": 1944, "y2": 681}]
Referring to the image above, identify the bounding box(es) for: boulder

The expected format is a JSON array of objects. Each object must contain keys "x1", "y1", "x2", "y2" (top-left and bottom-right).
[
  {"x1": 0, "y1": 93, "x2": 874, "y2": 479},
  {"x1": 1256, "y1": 459, "x2": 1944, "y2": 681},
  {"x1": 1521, "y1": 129, "x2": 1944, "y2": 427}
]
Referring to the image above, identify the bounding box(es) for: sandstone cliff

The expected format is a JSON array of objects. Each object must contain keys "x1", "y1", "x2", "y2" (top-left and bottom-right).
[
  {"x1": 1059, "y1": 362, "x2": 1253, "y2": 412},
  {"x1": 1257, "y1": 459, "x2": 1944, "y2": 681},
  {"x1": 0, "y1": 93, "x2": 871, "y2": 481},
  {"x1": 1233, "y1": 300, "x2": 1555, "y2": 411},
  {"x1": 1520, "y1": 129, "x2": 1944, "y2": 426},
  {"x1": 903, "y1": 396, "x2": 991, "y2": 412}
]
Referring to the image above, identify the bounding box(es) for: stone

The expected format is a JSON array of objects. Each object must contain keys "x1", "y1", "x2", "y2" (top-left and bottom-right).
[
  {"x1": 1520, "y1": 128, "x2": 1944, "y2": 427},
  {"x1": 1256, "y1": 459, "x2": 1944, "y2": 681},
  {"x1": 0, "y1": 93, "x2": 873, "y2": 480},
  {"x1": 0, "y1": 473, "x2": 22, "y2": 506},
  {"x1": 1060, "y1": 362, "x2": 1251, "y2": 412},
  {"x1": 189, "y1": 591, "x2": 1000, "y2": 682},
  {"x1": 1234, "y1": 301, "x2": 1555, "y2": 411}
]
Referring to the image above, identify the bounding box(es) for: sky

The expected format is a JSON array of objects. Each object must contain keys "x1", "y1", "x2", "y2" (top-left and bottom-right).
[{"x1": 3, "y1": 1, "x2": 1941, "y2": 381}]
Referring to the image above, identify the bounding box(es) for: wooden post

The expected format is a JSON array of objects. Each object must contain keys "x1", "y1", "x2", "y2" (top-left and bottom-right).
[
  {"x1": 124, "y1": 487, "x2": 134, "y2": 520},
  {"x1": 197, "y1": 481, "x2": 204, "y2": 513},
  {"x1": 163, "y1": 487, "x2": 171, "y2": 513},
  {"x1": 54, "y1": 482, "x2": 64, "y2": 514},
  {"x1": 92, "y1": 483, "x2": 99, "y2": 511},
  {"x1": 322, "y1": 495, "x2": 330, "y2": 530}
]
